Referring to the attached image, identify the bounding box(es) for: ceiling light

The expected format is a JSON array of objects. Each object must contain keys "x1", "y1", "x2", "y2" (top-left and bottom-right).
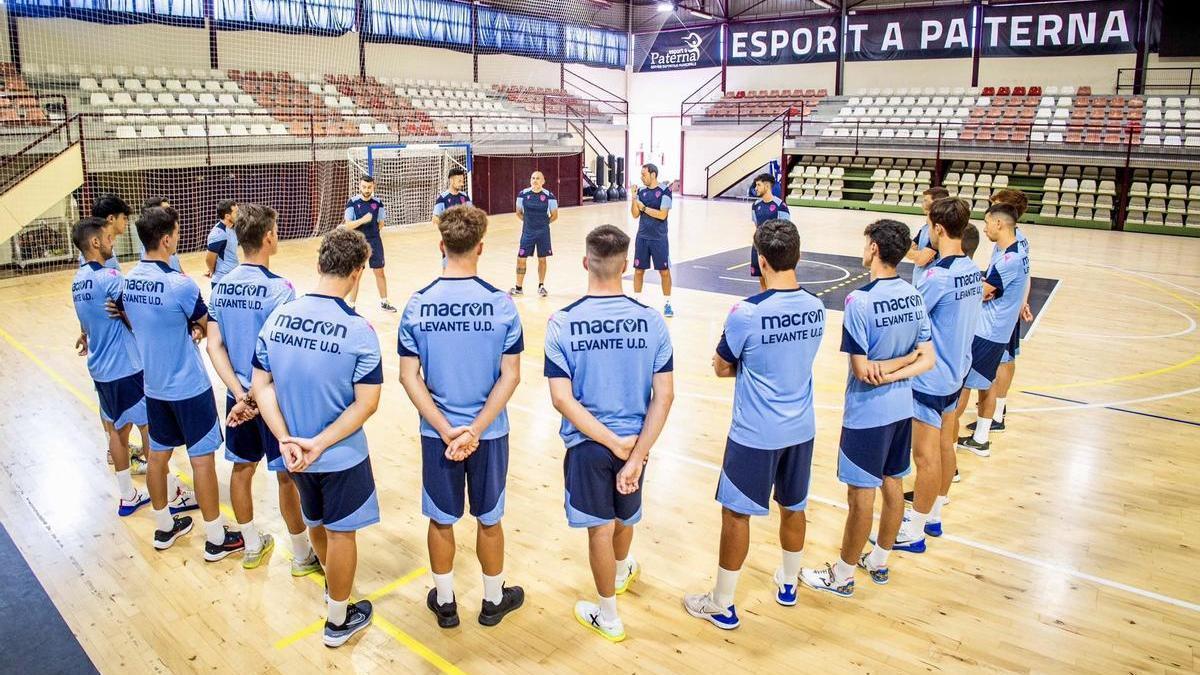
[{"x1": 657, "y1": 2, "x2": 675, "y2": 12}]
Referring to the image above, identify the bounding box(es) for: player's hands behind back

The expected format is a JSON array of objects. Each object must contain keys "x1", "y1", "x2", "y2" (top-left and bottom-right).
[{"x1": 281, "y1": 436, "x2": 324, "y2": 472}]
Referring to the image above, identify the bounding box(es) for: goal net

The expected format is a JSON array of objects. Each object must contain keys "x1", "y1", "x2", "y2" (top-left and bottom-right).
[{"x1": 346, "y1": 143, "x2": 471, "y2": 229}]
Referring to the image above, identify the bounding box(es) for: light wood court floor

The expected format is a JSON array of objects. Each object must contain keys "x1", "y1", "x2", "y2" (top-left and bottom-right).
[{"x1": 0, "y1": 198, "x2": 1197, "y2": 673}]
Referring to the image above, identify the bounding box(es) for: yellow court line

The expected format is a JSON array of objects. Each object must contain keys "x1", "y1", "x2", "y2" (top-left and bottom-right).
[
  {"x1": 272, "y1": 617, "x2": 326, "y2": 650},
  {"x1": 0, "y1": 324, "x2": 99, "y2": 414},
  {"x1": 366, "y1": 567, "x2": 429, "y2": 601},
  {"x1": 375, "y1": 615, "x2": 467, "y2": 675}
]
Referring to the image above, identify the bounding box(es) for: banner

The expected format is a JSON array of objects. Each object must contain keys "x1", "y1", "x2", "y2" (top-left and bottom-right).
[
  {"x1": 980, "y1": 0, "x2": 1140, "y2": 57},
  {"x1": 845, "y1": 7, "x2": 974, "y2": 62},
  {"x1": 727, "y1": 16, "x2": 840, "y2": 66},
  {"x1": 634, "y1": 26, "x2": 721, "y2": 72}
]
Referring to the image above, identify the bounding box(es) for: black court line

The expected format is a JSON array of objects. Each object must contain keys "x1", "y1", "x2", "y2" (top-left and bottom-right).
[
  {"x1": 0, "y1": 522, "x2": 97, "y2": 674},
  {"x1": 1022, "y1": 391, "x2": 1200, "y2": 428},
  {"x1": 633, "y1": 247, "x2": 1059, "y2": 331}
]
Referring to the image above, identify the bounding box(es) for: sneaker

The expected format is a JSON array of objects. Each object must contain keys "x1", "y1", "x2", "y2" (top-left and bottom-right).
[
  {"x1": 380, "y1": 301, "x2": 398, "y2": 313},
  {"x1": 682, "y1": 592, "x2": 740, "y2": 630},
  {"x1": 957, "y1": 435, "x2": 991, "y2": 457},
  {"x1": 479, "y1": 585, "x2": 524, "y2": 626},
  {"x1": 168, "y1": 485, "x2": 199, "y2": 514},
  {"x1": 615, "y1": 559, "x2": 640, "y2": 595},
  {"x1": 509, "y1": 286, "x2": 523, "y2": 296},
  {"x1": 889, "y1": 526, "x2": 927, "y2": 553},
  {"x1": 773, "y1": 567, "x2": 798, "y2": 606},
  {"x1": 952, "y1": 469, "x2": 962, "y2": 483},
  {"x1": 924, "y1": 521, "x2": 943, "y2": 538},
  {"x1": 800, "y1": 564, "x2": 854, "y2": 598},
  {"x1": 574, "y1": 601, "x2": 625, "y2": 642},
  {"x1": 204, "y1": 529, "x2": 246, "y2": 562},
  {"x1": 324, "y1": 600, "x2": 373, "y2": 648},
  {"x1": 242, "y1": 534, "x2": 275, "y2": 570},
  {"x1": 426, "y1": 588, "x2": 460, "y2": 629},
  {"x1": 117, "y1": 488, "x2": 151, "y2": 517},
  {"x1": 857, "y1": 553, "x2": 889, "y2": 585},
  {"x1": 129, "y1": 455, "x2": 148, "y2": 476},
  {"x1": 537, "y1": 285, "x2": 548, "y2": 297},
  {"x1": 291, "y1": 550, "x2": 323, "y2": 577},
  {"x1": 153, "y1": 515, "x2": 193, "y2": 550},
  {"x1": 967, "y1": 418, "x2": 1005, "y2": 433},
  {"x1": 663, "y1": 302, "x2": 674, "y2": 318}
]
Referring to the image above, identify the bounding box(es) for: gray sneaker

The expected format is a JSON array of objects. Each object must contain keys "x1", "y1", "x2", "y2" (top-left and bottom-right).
[
  {"x1": 292, "y1": 550, "x2": 323, "y2": 577},
  {"x1": 324, "y1": 600, "x2": 372, "y2": 648}
]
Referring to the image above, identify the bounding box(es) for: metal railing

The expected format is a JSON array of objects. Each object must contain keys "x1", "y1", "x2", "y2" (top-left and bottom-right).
[
  {"x1": 702, "y1": 107, "x2": 799, "y2": 198},
  {"x1": 1117, "y1": 67, "x2": 1200, "y2": 95},
  {"x1": 0, "y1": 115, "x2": 82, "y2": 194}
]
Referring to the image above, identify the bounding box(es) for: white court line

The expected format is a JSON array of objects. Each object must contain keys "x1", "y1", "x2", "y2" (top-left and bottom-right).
[{"x1": 1038, "y1": 295, "x2": 1196, "y2": 340}]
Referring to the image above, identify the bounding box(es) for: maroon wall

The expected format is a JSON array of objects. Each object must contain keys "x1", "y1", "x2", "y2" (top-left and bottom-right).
[{"x1": 472, "y1": 153, "x2": 582, "y2": 216}]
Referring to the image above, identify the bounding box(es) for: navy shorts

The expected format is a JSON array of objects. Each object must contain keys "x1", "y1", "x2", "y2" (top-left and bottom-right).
[
  {"x1": 749, "y1": 246, "x2": 762, "y2": 278},
  {"x1": 633, "y1": 236, "x2": 669, "y2": 271},
  {"x1": 716, "y1": 437, "x2": 814, "y2": 516},
  {"x1": 95, "y1": 371, "x2": 147, "y2": 430},
  {"x1": 518, "y1": 229, "x2": 552, "y2": 258},
  {"x1": 563, "y1": 441, "x2": 644, "y2": 528},
  {"x1": 292, "y1": 457, "x2": 380, "y2": 532},
  {"x1": 838, "y1": 419, "x2": 913, "y2": 488},
  {"x1": 1002, "y1": 323, "x2": 1021, "y2": 363},
  {"x1": 421, "y1": 435, "x2": 508, "y2": 526},
  {"x1": 146, "y1": 389, "x2": 222, "y2": 457},
  {"x1": 224, "y1": 393, "x2": 283, "y2": 471},
  {"x1": 913, "y1": 389, "x2": 961, "y2": 429},
  {"x1": 365, "y1": 233, "x2": 385, "y2": 269},
  {"x1": 965, "y1": 335, "x2": 1008, "y2": 390}
]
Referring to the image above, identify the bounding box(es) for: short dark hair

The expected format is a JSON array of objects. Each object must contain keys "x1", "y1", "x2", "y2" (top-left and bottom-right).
[
  {"x1": 233, "y1": 203, "x2": 277, "y2": 254},
  {"x1": 318, "y1": 228, "x2": 370, "y2": 277},
  {"x1": 439, "y1": 205, "x2": 488, "y2": 255},
  {"x1": 986, "y1": 203, "x2": 1020, "y2": 228},
  {"x1": 217, "y1": 199, "x2": 237, "y2": 220},
  {"x1": 142, "y1": 196, "x2": 169, "y2": 211},
  {"x1": 642, "y1": 163, "x2": 658, "y2": 177},
  {"x1": 929, "y1": 197, "x2": 970, "y2": 238},
  {"x1": 754, "y1": 218, "x2": 801, "y2": 272},
  {"x1": 137, "y1": 206, "x2": 178, "y2": 251},
  {"x1": 92, "y1": 194, "x2": 131, "y2": 219},
  {"x1": 360, "y1": 174, "x2": 375, "y2": 183},
  {"x1": 585, "y1": 225, "x2": 630, "y2": 278},
  {"x1": 447, "y1": 167, "x2": 467, "y2": 180},
  {"x1": 72, "y1": 216, "x2": 108, "y2": 253},
  {"x1": 989, "y1": 188, "x2": 1029, "y2": 218},
  {"x1": 923, "y1": 187, "x2": 951, "y2": 201},
  {"x1": 962, "y1": 223, "x2": 981, "y2": 258},
  {"x1": 753, "y1": 173, "x2": 775, "y2": 186},
  {"x1": 864, "y1": 219, "x2": 912, "y2": 268}
]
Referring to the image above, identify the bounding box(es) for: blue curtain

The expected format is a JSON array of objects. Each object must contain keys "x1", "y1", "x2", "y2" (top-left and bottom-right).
[
  {"x1": 6, "y1": 0, "x2": 205, "y2": 25},
  {"x1": 365, "y1": 0, "x2": 471, "y2": 48},
  {"x1": 564, "y1": 24, "x2": 626, "y2": 69},
  {"x1": 214, "y1": 0, "x2": 355, "y2": 34},
  {"x1": 476, "y1": 7, "x2": 561, "y2": 59}
]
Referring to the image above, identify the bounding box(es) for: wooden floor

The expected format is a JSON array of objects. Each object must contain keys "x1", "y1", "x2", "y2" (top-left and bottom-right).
[{"x1": 1, "y1": 197, "x2": 1198, "y2": 673}]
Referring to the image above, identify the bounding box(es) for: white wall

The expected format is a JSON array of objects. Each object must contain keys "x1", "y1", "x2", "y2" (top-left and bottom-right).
[
  {"x1": 477, "y1": 53, "x2": 560, "y2": 88},
  {"x1": 628, "y1": 66, "x2": 718, "y2": 188},
  {"x1": 845, "y1": 58, "x2": 974, "y2": 93},
  {"x1": 977, "y1": 53, "x2": 1133, "y2": 95},
  {"x1": 564, "y1": 62, "x2": 627, "y2": 100},
  {"x1": 0, "y1": 7, "x2": 10, "y2": 62},
  {"x1": 366, "y1": 43, "x2": 473, "y2": 82},
  {"x1": 726, "y1": 62, "x2": 836, "y2": 93},
  {"x1": 681, "y1": 126, "x2": 769, "y2": 197},
  {"x1": 218, "y1": 30, "x2": 358, "y2": 75},
  {"x1": 16, "y1": 17, "x2": 209, "y2": 71}
]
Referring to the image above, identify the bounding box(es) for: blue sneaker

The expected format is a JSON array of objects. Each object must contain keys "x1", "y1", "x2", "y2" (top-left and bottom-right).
[
  {"x1": 117, "y1": 488, "x2": 150, "y2": 517},
  {"x1": 857, "y1": 553, "x2": 889, "y2": 585},
  {"x1": 924, "y1": 520, "x2": 943, "y2": 537},
  {"x1": 890, "y1": 528, "x2": 927, "y2": 553},
  {"x1": 800, "y1": 564, "x2": 854, "y2": 598},
  {"x1": 324, "y1": 600, "x2": 373, "y2": 648},
  {"x1": 663, "y1": 302, "x2": 674, "y2": 318},
  {"x1": 773, "y1": 567, "x2": 798, "y2": 606},
  {"x1": 682, "y1": 592, "x2": 740, "y2": 630}
]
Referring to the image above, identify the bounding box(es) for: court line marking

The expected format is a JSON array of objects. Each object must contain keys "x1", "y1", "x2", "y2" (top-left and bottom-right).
[
  {"x1": 659, "y1": 451, "x2": 1200, "y2": 614},
  {"x1": 726, "y1": 262, "x2": 750, "y2": 271},
  {"x1": 1022, "y1": 391, "x2": 1200, "y2": 427},
  {"x1": 1036, "y1": 294, "x2": 1196, "y2": 341}
]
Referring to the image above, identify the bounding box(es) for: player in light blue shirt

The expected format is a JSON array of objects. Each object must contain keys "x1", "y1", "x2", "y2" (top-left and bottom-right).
[
  {"x1": 956, "y1": 203, "x2": 1029, "y2": 457},
  {"x1": 121, "y1": 206, "x2": 236, "y2": 559},
  {"x1": 905, "y1": 187, "x2": 950, "y2": 283},
  {"x1": 431, "y1": 167, "x2": 472, "y2": 225},
  {"x1": 140, "y1": 196, "x2": 184, "y2": 273},
  {"x1": 510, "y1": 170, "x2": 559, "y2": 297},
  {"x1": 683, "y1": 219, "x2": 825, "y2": 630},
  {"x1": 77, "y1": 194, "x2": 131, "y2": 270},
  {"x1": 893, "y1": 198, "x2": 983, "y2": 553},
  {"x1": 801, "y1": 219, "x2": 934, "y2": 599},
  {"x1": 398, "y1": 205, "x2": 525, "y2": 629},
  {"x1": 72, "y1": 216, "x2": 152, "y2": 517},
  {"x1": 206, "y1": 204, "x2": 319, "y2": 575},
  {"x1": 204, "y1": 199, "x2": 240, "y2": 285},
  {"x1": 252, "y1": 228, "x2": 382, "y2": 648},
  {"x1": 749, "y1": 173, "x2": 792, "y2": 290},
  {"x1": 544, "y1": 225, "x2": 674, "y2": 642},
  {"x1": 630, "y1": 163, "x2": 675, "y2": 317}
]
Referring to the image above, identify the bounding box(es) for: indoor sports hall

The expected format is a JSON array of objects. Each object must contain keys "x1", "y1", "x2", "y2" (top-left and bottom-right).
[{"x1": 0, "y1": 0, "x2": 1197, "y2": 672}]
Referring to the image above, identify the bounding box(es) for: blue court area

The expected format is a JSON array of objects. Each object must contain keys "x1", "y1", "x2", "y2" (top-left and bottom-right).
[
  {"x1": 0, "y1": 523, "x2": 98, "y2": 674},
  {"x1": 632, "y1": 247, "x2": 1058, "y2": 336}
]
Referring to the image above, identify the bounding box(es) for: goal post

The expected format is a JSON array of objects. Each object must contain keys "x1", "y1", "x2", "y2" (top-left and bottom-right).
[{"x1": 346, "y1": 143, "x2": 472, "y2": 228}]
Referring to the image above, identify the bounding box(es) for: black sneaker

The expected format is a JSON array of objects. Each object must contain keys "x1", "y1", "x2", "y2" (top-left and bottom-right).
[
  {"x1": 380, "y1": 301, "x2": 398, "y2": 313},
  {"x1": 153, "y1": 515, "x2": 193, "y2": 550},
  {"x1": 204, "y1": 528, "x2": 246, "y2": 562},
  {"x1": 966, "y1": 419, "x2": 1006, "y2": 433},
  {"x1": 426, "y1": 588, "x2": 460, "y2": 628},
  {"x1": 324, "y1": 600, "x2": 373, "y2": 648},
  {"x1": 956, "y1": 435, "x2": 991, "y2": 457},
  {"x1": 479, "y1": 585, "x2": 525, "y2": 626}
]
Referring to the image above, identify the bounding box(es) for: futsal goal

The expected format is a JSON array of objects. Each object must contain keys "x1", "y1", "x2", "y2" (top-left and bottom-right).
[{"x1": 346, "y1": 143, "x2": 472, "y2": 228}]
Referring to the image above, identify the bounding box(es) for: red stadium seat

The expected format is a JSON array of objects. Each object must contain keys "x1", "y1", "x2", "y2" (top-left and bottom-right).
[
  {"x1": 1028, "y1": 86, "x2": 1042, "y2": 97},
  {"x1": 997, "y1": 86, "x2": 1011, "y2": 96},
  {"x1": 981, "y1": 87, "x2": 996, "y2": 96},
  {"x1": 1012, "y1": 86, "x2": 1027, "y2": 97},
  {"x1": 1077, "y1": 86, "x2": 1092, "y2": 95}
]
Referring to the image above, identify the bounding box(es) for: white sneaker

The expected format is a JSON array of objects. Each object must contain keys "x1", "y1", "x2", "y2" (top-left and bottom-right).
[
  {"x1": 574, "y1": 601, "x2": 625, "y2": 642},
  {"x1": 800, "y1": 564, "x2": 854, "y2": 598},
  {"x1": 682, "y1": 592, "x2": 740, "y2": 630},
  {"x1": 168, "y1": 485, "x2": 199, "y2": 514},
  {"x1": 615, "y1": 558, "x2": 640, "y2": 595},
  {"x1": 117, "y1": 487, "x2": 150, "y2": 517},
  {"x1": 773, "y1": 567, "x2": 799, "y2": 606}
]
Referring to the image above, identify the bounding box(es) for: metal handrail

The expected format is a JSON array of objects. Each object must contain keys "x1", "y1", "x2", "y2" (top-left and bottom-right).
[
  {"x1": 704, "y1": 106, "x2": 801, "y2": 179},
  {"x1": 562, "y1": 67, "x2": 629, "y2": 115},
  {"x1": 0, "y1": 115, "x2": 79, "y2": 194}
]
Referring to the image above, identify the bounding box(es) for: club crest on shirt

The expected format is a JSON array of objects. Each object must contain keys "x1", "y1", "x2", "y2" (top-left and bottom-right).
[
  {"x1": 541, "y1": 194, "x2": 547, "y2": 201},
  {"x1": 769, "y1": 203, "x2": 777, "y2": 212}
]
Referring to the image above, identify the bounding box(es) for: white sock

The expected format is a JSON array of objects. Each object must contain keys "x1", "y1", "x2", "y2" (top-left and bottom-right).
[
  {"x1": 615, "y1": 556, "x2": 634, "y2": 576},
  {"x1": 327, "y1": 597, "x2": 348, "y2": 626},
  {"x1": 433, "y1": 571, "x2": 454, "y2": 605},
  {"x1": 115, "y1": 468, "x2": 135, "y2": 500},
  {"x1": 866, "y1": 545, "x2": 891, "y2": 568},
  {"x1": 166, "y1": 472, "x2": 180, "y2": 497},
  {"x1": 240, "y1": 520, "x2": 261, "y2": 552},
  {"x1": 204, "y1": 516, "x2": 225, "y2": 545},
  {"x1": 380, "y1": 297, "x2": 389, "y2": 304},
  {"x1": 153, "y1": 507, "x2": 173, "y2": 531},
  {"x1": 907, "y1": 509, "x2": 930, "y2": 535},
  {"x1": 598, "y1": 594, "x2": 618, "y2": 622},
  {"x1": 713, "y1": 566, "x2": 740, "y2": 608},
  {"x1": 833, "y1": 559, "x2": 856, "y2": 582},
  {"x1": 663, "y1": 293, "x2": 672, "y2": 304},
  {"x1": 994, "y1": 398, "x2": 1007, "y2": 423},
  {"x1": 973, "y1": 417, "x2": 992, "y2": 443},
  {"x1": 930, "y1": 495, "x2": 948, "y2": 523},
  {"x1": 781, "y1": 550, "x2": 803, "y2": 583},
  {"x1": 482, "y1": 572, "x2": 504, "y2": 605},
  {"x1": 290, "y1": 532, "x2": 311, "y2": 558}
]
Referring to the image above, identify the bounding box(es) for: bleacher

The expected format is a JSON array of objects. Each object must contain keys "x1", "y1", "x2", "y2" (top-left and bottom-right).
[
  {"x1": 0, "y1": 63, "x2": 51, "y2": 127},
  {"x1": 697, "y1": 88, "x2": 825, "y2": 122},
  {"x1": 493, "y1": 84, "x2": 605, "y2": 120}
]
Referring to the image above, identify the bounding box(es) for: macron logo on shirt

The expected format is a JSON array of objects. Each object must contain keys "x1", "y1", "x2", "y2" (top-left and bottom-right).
[{"x1": 273, "y1": 313, "x2": 349, "y2": 338}]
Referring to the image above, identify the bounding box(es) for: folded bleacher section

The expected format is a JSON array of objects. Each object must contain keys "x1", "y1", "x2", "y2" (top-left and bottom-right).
[{"x1": 699, "y1": 89, "x2": 826, "y2": 122}]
